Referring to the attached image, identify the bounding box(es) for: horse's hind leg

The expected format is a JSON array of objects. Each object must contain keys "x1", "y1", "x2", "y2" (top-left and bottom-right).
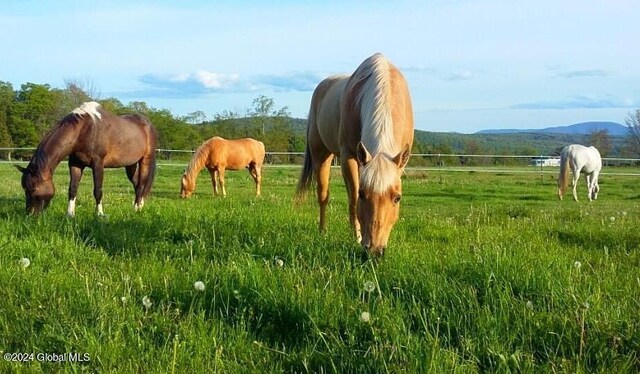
[
  {"x1": 133, "y1": 158, "x2": 154, "y2": 211},
  {"x1": 592, "y1": 171, "x2": 600, "y2": 200},
  {"x1": 126, "y1": 164, "x2": 142, "y2": 209},
  {"x1": 249, "y1": 162, "x2": 262, "y2": 197},
  {"x1": 586, "y1": 174, "x2": 593, "y2": 201},
  {"x1": 67, "y1": 161, "x2": 85, "y2": 217}
]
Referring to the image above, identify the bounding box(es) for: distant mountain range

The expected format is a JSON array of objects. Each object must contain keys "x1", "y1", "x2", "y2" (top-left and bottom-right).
[{"x1": 476, "y1": 121, "x2": 628, "y2": 136}]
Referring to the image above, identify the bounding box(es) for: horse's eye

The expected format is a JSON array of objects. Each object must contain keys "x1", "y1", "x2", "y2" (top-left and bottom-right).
[{"x1": 393, "y1": 195, "x2": 402, "y2": 204}]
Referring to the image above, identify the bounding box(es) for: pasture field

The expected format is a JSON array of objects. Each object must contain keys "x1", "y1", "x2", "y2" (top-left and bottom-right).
[{"x1": 0, "y1": 163, "x2": 639, "y2": 373}]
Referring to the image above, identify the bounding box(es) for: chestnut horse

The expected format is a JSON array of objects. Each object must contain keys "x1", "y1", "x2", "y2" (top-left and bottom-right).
[
  {"x1": 16, "y1": 101, "x2": 157, "y2": 216},
  {"x1": 180, "y1": 137, "x2": 265, "y2": 198},
  {"x1": 296, "y1": 53, "x2": 414, "y2": 256},
  {"x1": 558, "y1": 144, "x2": 602, "y2": 201}
]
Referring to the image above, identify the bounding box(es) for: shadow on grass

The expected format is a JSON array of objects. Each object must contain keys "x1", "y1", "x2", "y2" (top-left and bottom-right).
[{"x1": 554, "y1": 229, "x2": 640, "y2": 252}]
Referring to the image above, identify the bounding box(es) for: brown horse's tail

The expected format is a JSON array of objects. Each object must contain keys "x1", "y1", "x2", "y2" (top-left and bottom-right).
[
  {"x1": 557, "y1": 151, "x2": 570, "y2": 200},
  {"x1": 295, "y1": 139, "x2": 314, "y2": 203},
  {"x1": 141, "y1": 124, "x2": 158, "y2": 198}
]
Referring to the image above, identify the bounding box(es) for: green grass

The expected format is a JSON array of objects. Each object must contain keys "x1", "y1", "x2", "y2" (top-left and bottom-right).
[{"x1": 0, "y1": 163, "x2": 639, "y2": 372}]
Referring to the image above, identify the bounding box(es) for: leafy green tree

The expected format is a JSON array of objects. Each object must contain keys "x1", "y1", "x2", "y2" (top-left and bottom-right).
[
  {"x1": 0, "y1": 81, "x2": 14, "y2": 158},
  {"x1": 624, "y1": 109, "x2": 640, "y2": 156},
  {"x1": 589, "y1": 129, "x2": 611, "y2": 157},
  {"x1": 8, "y1": 83, "x2": 62, "y2": 150},
  {"x1": 99, "y1": 97, "x2": 126, "y2": 114}
]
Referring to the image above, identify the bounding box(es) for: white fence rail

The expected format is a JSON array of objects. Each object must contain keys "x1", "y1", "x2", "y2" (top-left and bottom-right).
[{"x1": 2, "y1": 148, "x2": 639, "y2": 176}]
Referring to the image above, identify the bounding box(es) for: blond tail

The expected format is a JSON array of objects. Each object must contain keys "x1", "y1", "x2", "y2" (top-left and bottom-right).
[{"x1": 558, "y1": 153, "x2": 570, "y2": 200}]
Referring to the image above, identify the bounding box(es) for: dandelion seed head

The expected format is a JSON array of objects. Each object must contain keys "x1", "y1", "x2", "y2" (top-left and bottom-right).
[
  {"x1": 609, "y1": 216, "x2": 615, "y2": 222},
  {"x1": 526, "y1": 300, "x2": 534, "y2": 310},
  {"x1": 573, "y1": 261, "x2": 582, "y2": 269},
  {"x1": 275, "y1": 258, "x2": 284, "y2": 268},
  {"x1": 360, "y1": 311, "x2": 371, "y2": 323},
  {"x1": 363, "y1": 281, "x2": 376, "y2": 293},
  {"x1": 19, "y1": 257, "x2": 30, "y2": 269},
  {"x1": 121, "y1": 296, "x2": 127, "y2": 304},
  {"x1": 194, "y1": 281, "x2": 205, "y2": 292},
  {"x1": 142, "y1": 296, "x2": 152, "y2": 309}
]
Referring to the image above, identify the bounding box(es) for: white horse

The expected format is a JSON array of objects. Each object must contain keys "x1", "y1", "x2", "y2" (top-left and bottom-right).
[{"x1": 557, "y1": 144, "x2": 602, "y2": 201}]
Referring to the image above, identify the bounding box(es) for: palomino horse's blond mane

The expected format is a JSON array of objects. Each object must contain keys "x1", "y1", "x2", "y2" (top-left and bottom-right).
[
  {"x1": 355, "y1": 54, "x2": 400, "y2": 195},
  {"x1": 183, "y1": 141, "x2": 210, "y2": 186}
]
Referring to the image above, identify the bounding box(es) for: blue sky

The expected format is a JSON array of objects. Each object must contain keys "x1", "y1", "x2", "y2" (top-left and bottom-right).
[{"x1": 1, "y1": 0, "x2": 638, "y2": 133}]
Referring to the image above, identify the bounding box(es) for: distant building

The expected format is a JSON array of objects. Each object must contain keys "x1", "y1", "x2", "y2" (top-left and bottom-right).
[{"x1": 531, "y1": 157, "x2": 560, "y2": 167}]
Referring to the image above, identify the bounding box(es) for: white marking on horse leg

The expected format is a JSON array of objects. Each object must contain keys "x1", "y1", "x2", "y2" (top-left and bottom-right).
[
  {"x1": 96, "y1": 202, "x2": 105, "y2": 216},
  {"x1": 67, "y1": 197, "x2": 76, "y2": 217},
  {"x1": 134, "y1": 198, "x2": 145, "y2": 211}
]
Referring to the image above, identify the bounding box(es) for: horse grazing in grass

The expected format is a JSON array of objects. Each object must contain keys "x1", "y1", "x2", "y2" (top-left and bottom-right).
[
  {"x1": 16, "y1": 101, "x2": 158, "y2": 216},
  {"x1": 180, "y1": 137, "x2": 265, "y2": 198},
  {"x1": 295, "y1": 53, "x2": 414, "y2": 256},
  {"x1": 558, "y1": 144, "x2": 602, "y2": 201}
]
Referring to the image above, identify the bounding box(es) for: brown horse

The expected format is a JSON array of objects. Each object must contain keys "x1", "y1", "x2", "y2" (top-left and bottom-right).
[
  {"x1": 180, "y1": 137, "x2": 265, "y2": 198},
  {"x1": 296, "y1": 53, "x2": 414, "y2": 256},
  {"x1": 16, "y1": 101, "x2": 158, "y2": 216}
]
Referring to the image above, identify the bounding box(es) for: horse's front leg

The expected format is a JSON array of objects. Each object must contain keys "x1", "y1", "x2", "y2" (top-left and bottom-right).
[
  {"x1": 218, "y1": 167, "x2": 227, "y2": 197},
  {"x1": 341, "y1": 156, "x2": 361, "y2": 244},
  {"x1": 315, "y1": 154, "x2": 334, "y2": 233},
  {"x1": 586, "y1": 174, "x2": 593, "y2": 201},
  {"x1": 92, "y1": 164, "x2": 106, "y2": 215},
  {"x1": 67, "y1": 162, "x2": 85, "y2": 217},
  {"x1": 572, "y1": 173, "x2": 580, "y2": 202},
  {"x1": 208, "y1": 167, "x2": 218, "y2": 196}
]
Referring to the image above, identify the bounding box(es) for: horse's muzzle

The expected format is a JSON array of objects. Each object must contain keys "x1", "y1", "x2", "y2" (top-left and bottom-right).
[{"x1": 363, "y1": 244, "x2": 386, "y2": 257}]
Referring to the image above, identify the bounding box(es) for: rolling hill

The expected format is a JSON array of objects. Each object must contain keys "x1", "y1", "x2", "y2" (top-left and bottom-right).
[{"x1": 476, "y1": 121, "x2": 628, "y2": 136}]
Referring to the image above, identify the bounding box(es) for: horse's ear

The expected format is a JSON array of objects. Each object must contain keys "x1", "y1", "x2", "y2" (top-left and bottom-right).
[
  {"x1": 356, "y1": 142, "x2": 371, "y2": 166},
  {"x1": 393, "y1": 144, "x2": 411, "y2": 169},
  {"x1": 15, "y1": 165, "x2": 26, "y2": 173}
]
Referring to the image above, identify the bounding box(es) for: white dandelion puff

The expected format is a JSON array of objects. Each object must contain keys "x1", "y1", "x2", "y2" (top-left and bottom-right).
[
  {"x1": 19, "y1": 257, "x2": 31, "y2": 269},
  {"x1": 121, "y1": 296, "x2": 127, "y2": 304},
  {"x1": 526, "y1": 300, "x2": 534, "y2": 310},
  {"x1": 194, "y1": 281, "x2": 205, "y2": 292},
  {"x1": 609, "y1": 216, "x2": 615, "y2": 222},
  {"x1": 360, "y1": 311, "x2": 371, "y2": 323},
  {"x1": 275, "y1": 258, "x2": 284, "y2": 268},
  {"x1": 573, "y1": 261, "x2": 582, "y2": 270},
  {"x1": 363, "y1": 281, "x2": 376, "y2": 293},
  {"x1": 142, "y1": 296, "x2": 152, "y2": 309}
]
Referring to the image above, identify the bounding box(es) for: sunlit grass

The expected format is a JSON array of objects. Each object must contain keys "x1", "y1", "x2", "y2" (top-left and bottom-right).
[{"x1": 0, "y1": 163, "x2": 638, "y2": 372}]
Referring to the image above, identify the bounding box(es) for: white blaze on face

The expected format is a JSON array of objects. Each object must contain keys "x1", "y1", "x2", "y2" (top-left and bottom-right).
[{"x1": 67, "y1": 197, "x2": 76, "y2": 217}]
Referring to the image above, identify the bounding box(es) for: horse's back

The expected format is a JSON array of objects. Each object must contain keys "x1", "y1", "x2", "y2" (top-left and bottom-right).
[
  {"x1": 73, "y1": 109, "x2": 156, "y2": 167},
  {"x1": 207, "y1": 137, "x2": 264, "y2": 168},
  {"x1": 307, "y1": 75, "x2": 349, "y2": 155},
  {"x1": 563, "y1": 144, "x2": 602, "y2": 173}
]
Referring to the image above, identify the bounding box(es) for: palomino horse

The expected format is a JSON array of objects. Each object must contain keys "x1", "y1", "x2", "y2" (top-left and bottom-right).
[
  {"x1": 558, "y1": 144, "x2": 602, "y2": 201},
  {"x1": 296, "y1": 53, "x2": 414, "y2": 256},
  {"x1": 16, "y1": 101, "x2": 158, "y2": 216},
  {"x1": 180, "y1": 137, "x2": 265, "y2": 198}
]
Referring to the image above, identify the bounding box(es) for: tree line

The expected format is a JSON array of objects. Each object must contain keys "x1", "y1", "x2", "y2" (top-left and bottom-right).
[
  {"x1": 1, "y1": 80, "x2": 639, "y2": 163},
  {"x1": 0, "y1": 81, "x2": 304, "y2": 161}
]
